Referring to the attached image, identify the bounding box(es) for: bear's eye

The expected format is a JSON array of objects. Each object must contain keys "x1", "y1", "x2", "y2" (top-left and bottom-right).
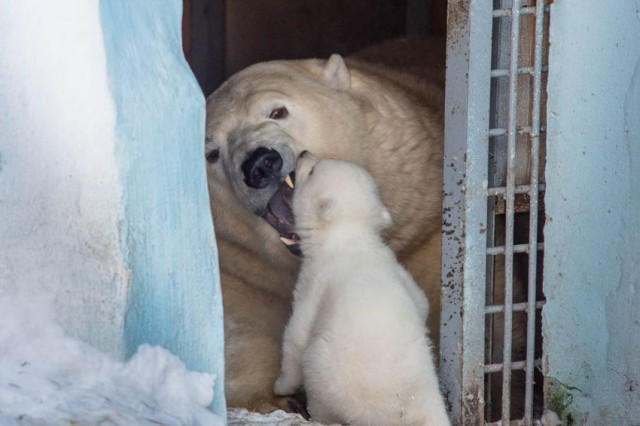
[
  {"x1": 206, "y1": 149, "x2": 220, "y2": 164},
  {"x1": 269, "y1": 106, "x2": 288, "y2": 120}
]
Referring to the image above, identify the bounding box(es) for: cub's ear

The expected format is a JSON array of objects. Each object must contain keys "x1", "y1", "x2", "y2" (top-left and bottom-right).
[
  {"x1": 380, "y1": 208, "x2": 393, "y2": 229},
  {"x1": 322, "y1": 54, "x2": 350, "y2": 91},
  {"x1": 317, "y1": 198, "x2": 338, "y2": 223}
]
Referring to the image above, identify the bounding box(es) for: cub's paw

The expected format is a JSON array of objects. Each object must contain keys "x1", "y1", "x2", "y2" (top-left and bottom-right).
[{"x1": 274, "y1": 374, "x2": 298, "y2": 396}]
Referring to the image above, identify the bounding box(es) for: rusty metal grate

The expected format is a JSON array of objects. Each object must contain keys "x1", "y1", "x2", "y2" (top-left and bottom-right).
[{"x1": 441, "y1": 0, "x2": 549, "y2": 424}]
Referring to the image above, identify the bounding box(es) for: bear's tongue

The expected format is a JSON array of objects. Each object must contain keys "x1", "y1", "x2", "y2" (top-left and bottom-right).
[{"x1": 261, "y1": 173, "x2": 301, "y2": 256}]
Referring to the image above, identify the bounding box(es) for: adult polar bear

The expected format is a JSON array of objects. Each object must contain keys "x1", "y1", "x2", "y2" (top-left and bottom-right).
[{"x1": 205, "y1": 38, "x2": 445, "y2": 412}]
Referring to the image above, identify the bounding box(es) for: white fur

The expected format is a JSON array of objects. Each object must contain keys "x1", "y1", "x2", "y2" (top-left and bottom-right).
[
  {"x1": 205, "y1": 41, "x2": 445, "y2": 410},
  {"x1": 275, "y1": 157, "x2": 450, "y2": 426}
]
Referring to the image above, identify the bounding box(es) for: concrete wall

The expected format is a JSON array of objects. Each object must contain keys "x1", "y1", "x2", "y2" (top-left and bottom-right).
[
  {"x1": 544, "y1": 1, "x2": 640, "y2": 424},
  {"x1": 0, "y1": 0, "x2": 225, "y2": 419}
]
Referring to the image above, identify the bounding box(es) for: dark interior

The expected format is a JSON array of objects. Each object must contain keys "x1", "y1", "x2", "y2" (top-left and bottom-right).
[{"x1": 182, "y1": 0, "x2": 447, "y2": 96}]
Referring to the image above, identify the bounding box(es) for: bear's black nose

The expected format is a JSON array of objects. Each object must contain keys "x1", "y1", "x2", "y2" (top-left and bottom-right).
[{"x1": 242, "y1": 147, "x2": 283, "y2": 189}]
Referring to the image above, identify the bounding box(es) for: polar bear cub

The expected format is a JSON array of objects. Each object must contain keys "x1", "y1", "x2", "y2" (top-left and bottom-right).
[{"x1": 274, "y1": 153, "x2": 450, "y2": 426}]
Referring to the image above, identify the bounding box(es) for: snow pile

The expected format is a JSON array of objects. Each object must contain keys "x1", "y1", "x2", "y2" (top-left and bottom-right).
[
  {"x1": 228, "y1": 408, "x2": 335, "y2": 426},
  {"x1": 0, "y1": 291, "x2": 222, "y2": 426}
]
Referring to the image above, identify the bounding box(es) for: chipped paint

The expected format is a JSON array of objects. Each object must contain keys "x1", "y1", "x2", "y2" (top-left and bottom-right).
[{"x1": 440, "y1": 1, "x2": 493, "y2": 423}]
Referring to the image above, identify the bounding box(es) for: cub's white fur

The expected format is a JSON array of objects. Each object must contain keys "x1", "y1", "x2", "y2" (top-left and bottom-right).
[{"x1": 275, "y1": 155, "x2": 450, "y2": 426}]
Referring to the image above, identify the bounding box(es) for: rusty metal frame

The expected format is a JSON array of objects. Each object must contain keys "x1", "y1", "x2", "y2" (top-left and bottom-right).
[
  {"x1": 441, "y1": 1, "x2": 493, "y2": 423},
  {"x1": 441, "y1": 1, "x2": 548, "y2": 425}
]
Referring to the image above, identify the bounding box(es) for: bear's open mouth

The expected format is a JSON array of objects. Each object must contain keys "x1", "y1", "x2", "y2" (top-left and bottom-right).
[{"x1": 261, "y1": 172, "x2": 301, "y2": 256}]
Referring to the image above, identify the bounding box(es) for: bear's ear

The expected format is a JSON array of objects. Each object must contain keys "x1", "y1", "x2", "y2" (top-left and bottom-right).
[
  {"x1": 380, "y1": 208, "x2": 393, "y2": 229},
  {"x1": 322, "y1": 54, "x2": 350, "y2": 91},
  {"x1": 317, "y1": 198, "x2": 338, "y2": 223}
]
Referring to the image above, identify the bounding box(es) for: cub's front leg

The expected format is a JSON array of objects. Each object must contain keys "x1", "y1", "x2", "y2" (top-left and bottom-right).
[
  {"x1": 273, "y1": 329, "x2": 305, "y2": 395},
  {"x1": 274, "y1": 278, "x2": 321, "y2": 396}
]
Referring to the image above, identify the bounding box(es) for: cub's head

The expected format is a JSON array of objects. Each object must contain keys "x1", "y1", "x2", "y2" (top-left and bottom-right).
[
  {"x1": 205, "y1": 55, "x2": 365, "y2": 218},
  {"x1": 293, "y1": 152, "x2": 392, "y2": 241}
]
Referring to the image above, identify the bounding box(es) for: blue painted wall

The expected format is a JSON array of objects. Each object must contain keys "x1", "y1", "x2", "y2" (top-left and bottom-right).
[
  {"x1": 99, "y1": 0, "x2": 225, "y2": 418},
  {"x1": 544, "y1": 1, "x2": 640, "y2": 423}
]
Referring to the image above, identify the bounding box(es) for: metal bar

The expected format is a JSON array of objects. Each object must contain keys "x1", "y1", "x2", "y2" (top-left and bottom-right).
[
  {"x1": 490, "y1": 65, "x2": 548, "y2": 78},
  {"x1": 486, "y1": 421, "x2": 525, "y2": 426},
  {"x1": 501, "y1": 0, "x2": 522, "y2": 422},
  {"x1": 523, "y1": 0, "x2": 546, "y2": 423},
  {"x1": 485, "y1": 300, "x2": 545, "y2": 315},
  {"x1": 486, "y1": 242, "x2": 544, "y2": 256},
  {"x1": 493, "y1": 7, "x2": 535, "y2": 17},
  {"x1": 485, "y1": 358, "x2": 543, "y2": 374},
  {"x1": 441, "y1": 1, "x2": 493, "y2": 423},
  {"x1": 488, "y1": 125, "x2": 546, "y2": 137},
  {"x1": 488, "y1": 184, "x2": 546, "y2": 196},
  {"x1": 492, "y1": 5, "x2": 549, "y2": 18},
  {"x1": 485, "y1": 160, "x2": 499, "y2": 423}
]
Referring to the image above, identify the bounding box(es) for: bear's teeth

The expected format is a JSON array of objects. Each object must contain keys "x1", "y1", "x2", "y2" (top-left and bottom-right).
[
  {"x1": 280, "y1": 236, "x2": 297, "y2": 246},
  {"x1": 285, "y1": 174, "x2": 294, "y2": 189}
]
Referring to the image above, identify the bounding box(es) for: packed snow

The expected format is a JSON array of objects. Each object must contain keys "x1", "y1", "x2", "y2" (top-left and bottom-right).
[
  {"x1": 0, "y1": 291, "x2": 222, "y2": 425},
  {"x1": 227, "y1": 408, "x2": 334, "y2": 425}
]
